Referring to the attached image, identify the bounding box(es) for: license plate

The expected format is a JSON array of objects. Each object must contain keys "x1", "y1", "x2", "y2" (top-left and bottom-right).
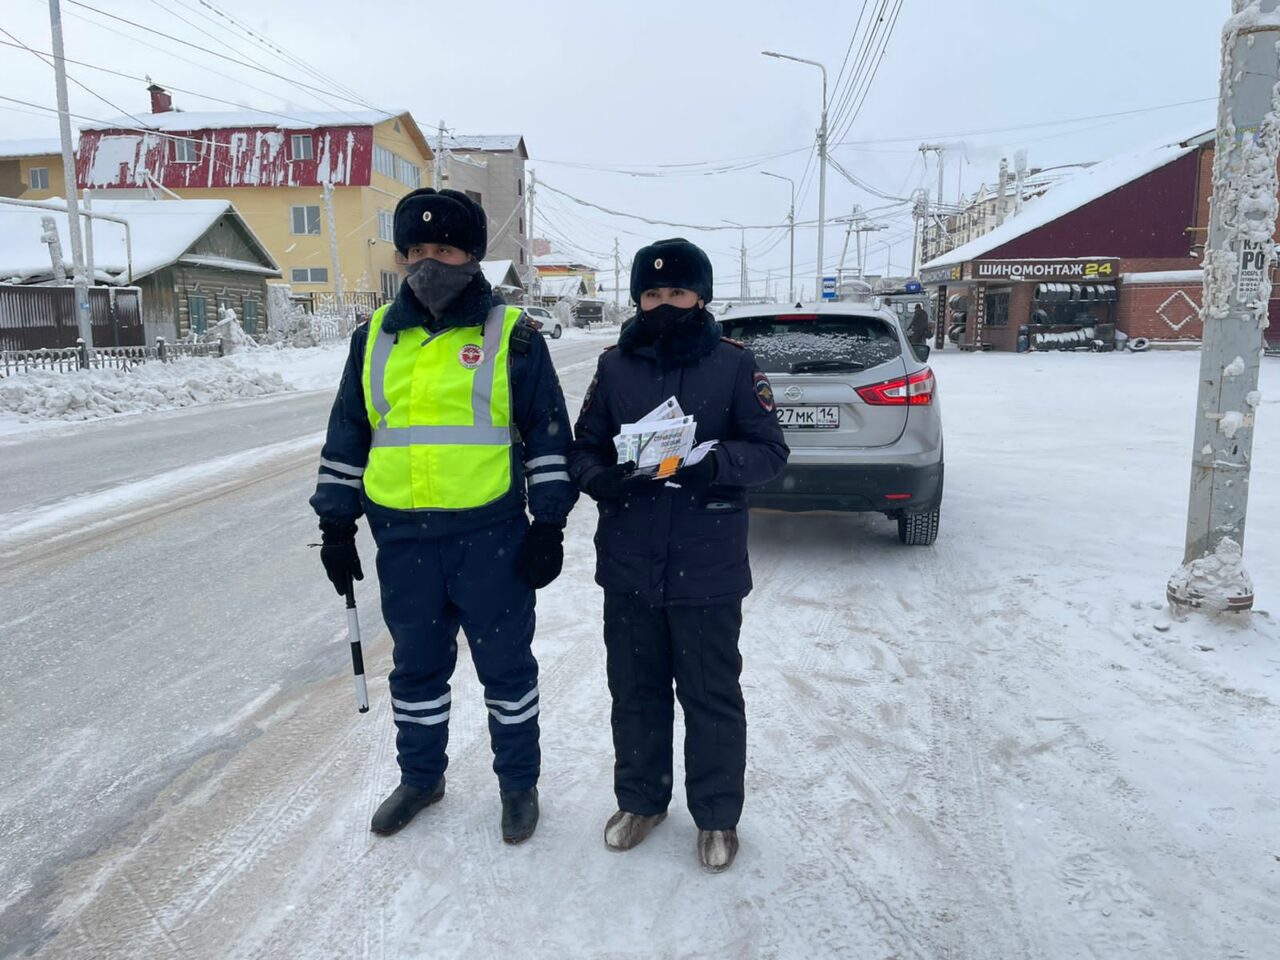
[{"x1": 776, "y1": 405, "x2": 839, "y2": 429}]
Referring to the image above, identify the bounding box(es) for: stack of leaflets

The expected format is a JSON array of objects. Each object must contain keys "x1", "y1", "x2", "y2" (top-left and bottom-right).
[{"x1": 614, "y1": 397, "x2": 717, "y2": 480}]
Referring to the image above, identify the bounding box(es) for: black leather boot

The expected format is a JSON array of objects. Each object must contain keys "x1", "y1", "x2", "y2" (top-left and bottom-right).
[
  {"x1": 370, "y1": 779, "x2": 445, "y2": 836},
  {"x1": 500, "y1": 786, "x2": 539, "y2": 844}
]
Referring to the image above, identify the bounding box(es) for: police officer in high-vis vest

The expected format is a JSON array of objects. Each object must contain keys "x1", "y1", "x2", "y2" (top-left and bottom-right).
[{"x1": 310, "y1": 188, "x2": 577, "y2": 844}]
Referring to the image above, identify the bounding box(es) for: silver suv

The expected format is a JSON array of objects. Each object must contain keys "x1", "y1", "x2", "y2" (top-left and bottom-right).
[{"x1": 720, "y1": 300, "x2": 943, "y2": 545}]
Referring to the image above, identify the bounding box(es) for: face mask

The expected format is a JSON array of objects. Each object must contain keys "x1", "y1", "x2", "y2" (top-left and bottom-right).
[
  {"x1": 406, "y1": 257, "x2": 480, "y2": 317},
  {"x1": 642, "y1": 303, "x2": 701, "y2": 336}
]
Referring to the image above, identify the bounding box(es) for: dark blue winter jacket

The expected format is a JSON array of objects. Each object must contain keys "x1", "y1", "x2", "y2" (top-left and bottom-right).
[
  {"x1": 309, "y1": 275, "x2": 577, "y2": 543},
  {"x1": 569, "y1": 308, "x2": 789, "y2": 605}
]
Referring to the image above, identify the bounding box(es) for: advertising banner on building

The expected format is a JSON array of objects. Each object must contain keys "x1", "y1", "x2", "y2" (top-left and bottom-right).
[{"x1": 972, "y1": 258, "x2": 1120, "y2": 282}]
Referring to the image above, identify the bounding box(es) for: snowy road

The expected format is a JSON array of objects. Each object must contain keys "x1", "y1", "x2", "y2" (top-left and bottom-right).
[{"x1": 2, "y1": 344, "x2": 1277, "y2": 959}]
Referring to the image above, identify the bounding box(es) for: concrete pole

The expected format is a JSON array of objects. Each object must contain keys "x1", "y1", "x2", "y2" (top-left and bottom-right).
[
  {"x1": 817, "y1": 70, "x2": 828, "y2": 299},
  {"x1": 1167, "y1": 0, "x2": 1280, "y2": 613},
  {"x1": 613, "y1": 237, "x2": 620, "y2": 306},
  {"x1": 48, "y1": 0, "x2": 93, "y2": 353},
  {"x1": 527, "y1": 170, "x2": 538, "y2": 300},
  {"x1": 83, "y1": 188, "x2": 95, "y2": 286},
  {"x1": 321, "y1": 181, "x2": 344, "y2": 309},
  {"x1": 739, "y1": 228, "x2": 748, "y2": 302}
]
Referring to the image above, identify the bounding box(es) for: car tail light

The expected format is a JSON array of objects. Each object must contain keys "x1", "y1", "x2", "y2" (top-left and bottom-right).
[{"x1": 856, "y1": 367, "x2": 935, "y2": 406}]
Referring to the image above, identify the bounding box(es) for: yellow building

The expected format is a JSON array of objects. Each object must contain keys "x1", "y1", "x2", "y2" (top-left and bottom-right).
[
  {"x1": 0, "y1": 139, "x2": 66, "y2": 201},
  {"x1": 20, "y1": 88, "x2": 437, "y2": 307}
]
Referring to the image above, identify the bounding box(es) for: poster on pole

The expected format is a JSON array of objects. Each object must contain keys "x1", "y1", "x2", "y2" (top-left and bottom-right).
[{"x1": 1237, "y1": 240, "x2": 1268, "y2": 300}]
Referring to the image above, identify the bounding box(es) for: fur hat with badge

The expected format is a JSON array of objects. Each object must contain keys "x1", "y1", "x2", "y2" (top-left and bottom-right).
[
  {"x1": 630, "y1": 238, "x2": 714, "y2": 306},
  {"x1": 393, "y1": 188, "x2": 488, "y2": 260}
]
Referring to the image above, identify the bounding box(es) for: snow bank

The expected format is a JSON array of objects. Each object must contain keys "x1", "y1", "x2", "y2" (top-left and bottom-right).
[
  {"x1": 1167, "y1": 537, "x2": 1255, "y2": 611},
  {"x1": 0, "y1": 358, "x2": 290, "y2": 422}
]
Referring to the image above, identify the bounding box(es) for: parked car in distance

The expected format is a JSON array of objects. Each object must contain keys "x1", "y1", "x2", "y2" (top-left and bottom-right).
[
  {"x1": 571, "y1": 298, "x2": 606, "y2": 328},
  {"x1": 521, "y1": 305, "x2": 562, "y2": 339},
  {"x1": 719, "y1": 300, "x2": 943, "y2": 545}
]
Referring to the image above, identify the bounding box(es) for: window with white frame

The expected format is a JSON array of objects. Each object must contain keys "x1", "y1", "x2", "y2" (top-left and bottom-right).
[
  {"x1": 378, "y1": 209, "x2": 394, "y2": 243},
  {"x1": 394, "y1": 156, "x2": 420, "y2": 188},
  {"x1": 380, "y1": 270, "x2": 399, "y2": 301},
  {"x1": 28, "y1": 167, "x2": 49, "y2": 190},
  {"x1": 373, "y1": 144, "x2": 395, "y2": 179},
  {"x1": 291, "y1": 205, "x2": 321, "y2": 235},
  {"x1": 290, "y1": 134, "x2": 314, "y2": 161},
  {"x1": 290, "y1": 267, "x2": 329, "y2": 284},
  {"x1": 172, "y1": 138, "x2": 198, "y2": 163}
]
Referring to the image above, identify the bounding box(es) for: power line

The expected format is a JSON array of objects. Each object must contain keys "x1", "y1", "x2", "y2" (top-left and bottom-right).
[
  {"x1": 0, "y1": 38, "x2": 319, "y2": 127},
  {"x1": 831, "y1": 0, "x2": 904, "y2": 143},
  {"x1": 0, "y1": 25, "x2": 150, "y2": 129},
  {"x1": 62, "y1": 0, "x2": 379, "y2": 110}
]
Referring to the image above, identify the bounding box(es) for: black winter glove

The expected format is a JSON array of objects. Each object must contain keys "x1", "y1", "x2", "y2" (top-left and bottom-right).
[
  {"x1": 672, "y1": 453, "x2": 718, "y2": 492},
  {"x1": 584, "y1": 461, "x2": 640, "y2": 502},
  {"x1": 519, "y1": 521, "x2": 564, "y2": 589},
  {"x1": 319, "y1": 520, "x2": 364, "y2": 596}
]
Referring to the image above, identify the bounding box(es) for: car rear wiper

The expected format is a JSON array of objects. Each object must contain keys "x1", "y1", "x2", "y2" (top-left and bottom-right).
[{"x1": 790, "y1": 359, "x2": 867, "y2": 373}]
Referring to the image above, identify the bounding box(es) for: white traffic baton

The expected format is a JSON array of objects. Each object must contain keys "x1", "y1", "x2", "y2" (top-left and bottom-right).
[{"x1": 344, "y1": 581, "x2": 370, "y2": 713}]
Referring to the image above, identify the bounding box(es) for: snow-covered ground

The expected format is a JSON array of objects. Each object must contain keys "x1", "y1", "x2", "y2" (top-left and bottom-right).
[{"x1": 1, "y1": 344, "x2": 1276, "y2": 959}]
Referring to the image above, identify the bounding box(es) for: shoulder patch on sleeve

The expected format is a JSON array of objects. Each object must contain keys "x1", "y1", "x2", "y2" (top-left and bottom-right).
[
  {"x1": 721, "y1": 336, "x2": 745, "y2": 349},
  {"x1": 753, "y1": 370, "x2": 775, "y2": 412},
  {"x1": 510, "y1": 316, "x2": 535, "y2": 355},
  {"x1": 582, "y1": 372, "x2": 600, "y2": 413}
]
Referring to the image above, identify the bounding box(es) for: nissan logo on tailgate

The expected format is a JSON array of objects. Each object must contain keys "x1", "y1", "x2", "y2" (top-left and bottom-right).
[{"x1": 783, "y1": 386, "x2": 803, "y2": 401}]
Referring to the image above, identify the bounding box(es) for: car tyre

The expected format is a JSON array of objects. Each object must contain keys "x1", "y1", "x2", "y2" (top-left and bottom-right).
[
  {"x1": 551, "y1": 324, "x2": 562, "y2": 339},
  {"x1": 898, "y1": 509, "x2": 940, "y2": 546}
]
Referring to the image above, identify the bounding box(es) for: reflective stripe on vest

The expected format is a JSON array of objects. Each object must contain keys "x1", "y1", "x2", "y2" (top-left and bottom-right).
[{"x1": 361, "y1": 302, "x2": 522, "y2": 510}]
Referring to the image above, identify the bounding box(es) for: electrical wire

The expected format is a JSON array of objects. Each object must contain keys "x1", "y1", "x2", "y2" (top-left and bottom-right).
[{"x1": 62, "y1": 0, "x2": 379, "y2": 110}]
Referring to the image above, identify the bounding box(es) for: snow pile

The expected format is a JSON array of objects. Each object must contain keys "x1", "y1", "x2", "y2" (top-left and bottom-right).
[
  {"x1": 1167, "y1": 537, "x2": 1255, "y2": 611},
  {"x1": 0, "y1": 358, "x2": 289, "y2": 422},
  {"x1": 199, "y1": 307, "x2": 259, "y2": 354}
]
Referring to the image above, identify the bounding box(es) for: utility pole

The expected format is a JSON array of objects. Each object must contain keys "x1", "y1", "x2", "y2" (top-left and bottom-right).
[
  {"x1": 910, "y1": 189, "x2": 929, "y2": 275},
  {"x1": 434, "y1": 121, "x2": 448, "y2": 190},
  {"x1": 761, "y1": 171, "x2": 795, "y2": 302},
  {"x1": 48, "y1": 0, "x2": 92, "y2": 353},
  {"x1": 1168, "y1": 0, "x2": 1280, "y2": 613},
  {"x1": 321, "y1": 180, "x2": 344, "y2": 310},
  {"x1": 762, "y1": 51, "x2": 827, "y2": 299},
  {"x1": 613, "y1": 237, "x2": 620, "y2": 306},
  {"x1": 739, "y1": 227, "x2": 748, "y2": 302},
  {"x1": 527, "y1": 170, "x2": 538, "y2": 301},
  {"x1": 83, "y1": 188, "x2": 95, "y2": 287}
]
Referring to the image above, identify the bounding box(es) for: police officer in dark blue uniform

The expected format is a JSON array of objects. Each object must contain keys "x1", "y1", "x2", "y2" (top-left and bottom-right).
[
  {"x1": 569, "y1": 238, "x2": 788, "y2": 871},
  {"x1": 311, "y1": 188, "x2": 577, "y2": 843}
]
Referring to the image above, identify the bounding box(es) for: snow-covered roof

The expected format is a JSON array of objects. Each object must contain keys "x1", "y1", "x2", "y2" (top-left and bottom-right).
[
  {"x1": 1122, "y1": 269, "x2": 1204, "y2": 285},
  {"x1": 445, "y1": 134, "x2": 526, "y2": 155},
  {"x1": 537, "y1": 275, "x2": 587, "y2": 298},
  {"x1": 0, "y1": 197, "x2": 278, "y2": 284},
  {"x1": 480, "y1": 258, "x2": 524, "y2": 290},
  {"x1": 80, "y1": 109, "x2": 405, "y2": 133},
  {"x1": 0, "y1": 138, "x2": 64, "y2": 159},
  {"x1": 922, "y1": 127, "x2": 1212, "y2": 269},
  {"x1": 535, "y1": 252, "x2": 597, "y2": 269}
]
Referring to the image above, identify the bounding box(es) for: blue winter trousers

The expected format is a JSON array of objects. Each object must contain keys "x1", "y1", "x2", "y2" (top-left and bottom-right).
[{"x1": 375, "y1": 516, "x2": 540, "y2": 792}]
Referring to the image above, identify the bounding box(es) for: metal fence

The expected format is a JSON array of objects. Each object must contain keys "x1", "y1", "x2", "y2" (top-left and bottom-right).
[
  {"x1": 290, "y1": 290, "x2": 388, "y2": 317},
  {"x1": 0, "y1": 336, "x2": 224, "y2": 378},
  {"x1": 0, "y1": 286, "x2": 143, "y2": 352}
]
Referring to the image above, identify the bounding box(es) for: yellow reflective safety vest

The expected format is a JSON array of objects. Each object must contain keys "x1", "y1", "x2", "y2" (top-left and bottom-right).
[{"x1": 361, "y1": 303, "x2": 523, "y2": 511}]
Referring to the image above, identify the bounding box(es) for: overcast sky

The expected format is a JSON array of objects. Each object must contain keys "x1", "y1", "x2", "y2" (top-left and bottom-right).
[{"x1": 2, "y1": 0, "x2": 1228, "y2": 298}]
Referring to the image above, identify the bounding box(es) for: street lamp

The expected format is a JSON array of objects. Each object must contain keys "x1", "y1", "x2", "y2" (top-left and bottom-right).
[
  {"x1": 761, "y1": 171, "x2": 795, "y2": 303},
  {"x1": 762, "y1": 50, "x2": 827, "y2": 301},
  {"x1": 721, "y1": 219, "x2": 748, "y2": 302}
]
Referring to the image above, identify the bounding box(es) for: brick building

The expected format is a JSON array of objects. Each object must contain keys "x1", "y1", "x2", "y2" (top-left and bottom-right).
[{"x1": 918, "y1": 127, "x2": 1280, "y2": 352}]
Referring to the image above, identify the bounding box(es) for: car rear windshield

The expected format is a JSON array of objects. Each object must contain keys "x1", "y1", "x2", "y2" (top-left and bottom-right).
[{"x1": 720, "y1": 313, "x2": 901, "y2": 374}]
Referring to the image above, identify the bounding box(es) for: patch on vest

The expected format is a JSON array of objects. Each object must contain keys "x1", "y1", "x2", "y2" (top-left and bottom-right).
[
  {"x1": 459, "y1": 344, "x2": 484, "y2": 369},
  {"x1": 753, "y1": 370, "x2": 775, "y2": 412},
  {"x1": 582, "y1": 373, "x2": 599, "y2": 413}
]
